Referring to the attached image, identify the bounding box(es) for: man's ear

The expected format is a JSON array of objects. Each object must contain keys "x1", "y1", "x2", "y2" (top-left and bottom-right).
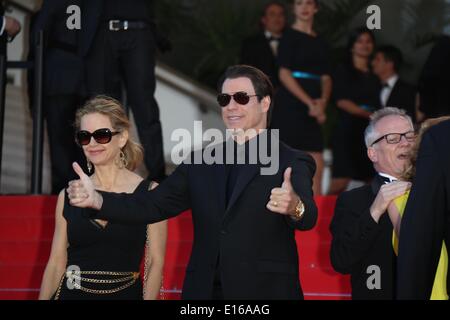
[
  {"x1": 261, "y1": 96, "x2": 271, "y2": 113},
  {"x1": 367, "y1": 146, "x2": 377, "y2": 163}
]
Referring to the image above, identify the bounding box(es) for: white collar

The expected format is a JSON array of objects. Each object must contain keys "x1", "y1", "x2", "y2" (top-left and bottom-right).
[
  {"x1": 385, "y1": 74, "x2": 399, "y2": 88},
  {"x1": 379, "y1": 172, "x2": 399, "y2": 183},
  {"x1": 264, "y1": 30, "x2": 280, "y2": 40}
]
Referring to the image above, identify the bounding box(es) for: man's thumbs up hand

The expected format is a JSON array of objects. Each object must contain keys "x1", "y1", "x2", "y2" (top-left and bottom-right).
[{"x1": 267, "y1": 167, "x2": 301, "y2": 217}]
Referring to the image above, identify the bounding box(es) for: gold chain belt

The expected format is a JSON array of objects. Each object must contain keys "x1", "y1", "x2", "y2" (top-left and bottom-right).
[{"x1": 54, "y1": 271, "x2": 140, "y2": 298}]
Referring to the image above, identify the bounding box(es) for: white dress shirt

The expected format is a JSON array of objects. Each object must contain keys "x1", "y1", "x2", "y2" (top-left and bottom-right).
[
  {"x1": 264, "y1": 30, "x2": 280, "y2": 57},
  {"x1": 380, "y1": 74, "x2": 399, "y2": 107}
]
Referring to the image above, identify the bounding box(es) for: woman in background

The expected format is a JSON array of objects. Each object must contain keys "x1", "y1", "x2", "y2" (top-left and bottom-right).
[
  {"x1": 271, "y1": 0, "x2": 332, "y2": 195},
  {"x1": 38, "y1": 96, "x2": 167, "y2": 300},
  {"x1": 329, "y1": 27, "x2": 380, "y2": 194}
]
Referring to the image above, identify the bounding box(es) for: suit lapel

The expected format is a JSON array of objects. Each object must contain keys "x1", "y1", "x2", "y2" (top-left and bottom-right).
[{"x1": 371, "y1": 175, "x2": 384, "y2": 194}]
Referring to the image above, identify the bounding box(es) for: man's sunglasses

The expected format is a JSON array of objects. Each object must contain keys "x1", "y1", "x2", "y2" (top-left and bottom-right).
[
  {"x1": 217, "y1": 91, "x2": 260, "y2": 107},
  {"x1": 76, "y1": 128, "x2": 120, "y2": 146}
]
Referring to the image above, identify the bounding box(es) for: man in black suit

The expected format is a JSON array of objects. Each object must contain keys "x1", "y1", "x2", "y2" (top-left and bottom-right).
[
  {"x1": 397, "y1": 119, "x2": 450, "y2": 299},
  {"x1": 418, "y1": 35, "x2": 450, "y2": 119},
  {"x1": 240, "y1": 1, "x2": 286, "y2": 89},
  {"x1": 80, "y1": 0, "x2": 166, "y2": 183},
  {"x1": 67, "y1": 65, "x2": 317, "y2": 299},
  {"x1": 0, "y1": 6, "x2": 21, "y2": 112},
  {"x1": 330, "y1": 107, "x2": 415, "y2": 299},
  {"x1": 31, "y1": 0, "x2": 86, "y2": 194},
  {"x1": 372, "y1": 45, "x2": 418, "y2": 123}
]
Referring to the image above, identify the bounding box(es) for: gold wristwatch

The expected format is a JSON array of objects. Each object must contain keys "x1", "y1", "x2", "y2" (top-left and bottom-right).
[{"x1": 291, "y1": 198, "x2": 305, "y2": 221}]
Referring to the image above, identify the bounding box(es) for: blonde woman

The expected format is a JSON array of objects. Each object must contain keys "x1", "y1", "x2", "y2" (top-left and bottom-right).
[
  {"x1": 38, "y1": 96, "x2": 167, "y2": 300},
  {"x1": 390, "y1": 116, "x2": 450, "y2": 300}
]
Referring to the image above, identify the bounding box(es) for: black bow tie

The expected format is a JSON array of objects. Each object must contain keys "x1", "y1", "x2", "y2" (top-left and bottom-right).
[
  {"x1": 379, "y1": 175, "x2": 397, "y2": 184},
  {"x1": 268, "y1": 36, "x2": 280, "y2": 42},
  {"x1": 382, "y1": 82, "x2": 390, "y2": 88}
]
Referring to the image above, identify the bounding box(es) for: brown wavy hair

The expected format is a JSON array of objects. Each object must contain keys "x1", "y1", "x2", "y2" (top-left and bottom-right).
[
  {"x1": 402, "y1": 116, "x2": 450, "y2": 182},
  {"x1": 75, "y1": 95, "x2": 144, "y2": 171}
]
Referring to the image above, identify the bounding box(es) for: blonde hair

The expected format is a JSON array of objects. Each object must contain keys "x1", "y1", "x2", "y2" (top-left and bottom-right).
[
  {"x1": 75, "y1": 95, "x2": 144, "y2": 171},
  {"x1": 402, "y1": 116, "x2": 450, "y2": 181}
]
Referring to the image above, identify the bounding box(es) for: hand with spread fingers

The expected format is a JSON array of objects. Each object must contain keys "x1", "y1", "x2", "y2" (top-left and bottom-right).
[
  {"x1": 67, "y1": 162, "x2": 103, "y2": 210},
  {"x1": 266, "y1": 167, "x2": 302, "y2": 219}
]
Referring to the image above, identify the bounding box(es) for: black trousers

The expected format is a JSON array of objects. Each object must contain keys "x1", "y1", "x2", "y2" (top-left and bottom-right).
[
  {"x1": 85, "y1": 27, "x2": 165, "y2": 181},
  {"x1": 44, "y1": 94, "x2": 86, "y2": 194}
]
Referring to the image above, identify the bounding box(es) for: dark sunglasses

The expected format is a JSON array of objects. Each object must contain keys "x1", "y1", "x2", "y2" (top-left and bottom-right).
[
  {"x1": 370, "y1": 131, "x2": 416, "y2": 147},
  {"x1": 76, "y1": 128, "x2": 120, "y2": 146},
  {"x1": 217, "y1": 91, "x2": 260, "y2": 107}
]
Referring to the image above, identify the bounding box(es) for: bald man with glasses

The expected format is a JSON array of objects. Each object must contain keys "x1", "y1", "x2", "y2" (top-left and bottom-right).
[{"x1": 330, "y1": 107, "x2": 415, "y2": 300}]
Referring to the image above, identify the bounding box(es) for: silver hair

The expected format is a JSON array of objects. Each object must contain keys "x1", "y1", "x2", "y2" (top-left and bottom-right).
[{"x1": 364, "y1": 107, "x2": 413, "y2": 147}]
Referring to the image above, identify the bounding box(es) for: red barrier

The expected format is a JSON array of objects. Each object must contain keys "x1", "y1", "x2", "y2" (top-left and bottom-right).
[{"x1": 0, "y1": 196, "x2": 350, "y2": 300}]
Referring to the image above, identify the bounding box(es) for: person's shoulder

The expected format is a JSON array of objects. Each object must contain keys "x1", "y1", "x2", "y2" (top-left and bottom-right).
[
  {"x1": 427, "y1": 119, "x2": 450, "y2": 144},
  {"x1": 245, "y1": 32, "x2": 266, "y2": 42},
  {"x1": 396, "y1": 78, "x2": 416, "y2": 91},
  {"x1": 280, "y1": 142, "x2": 315, "y2": 165}
]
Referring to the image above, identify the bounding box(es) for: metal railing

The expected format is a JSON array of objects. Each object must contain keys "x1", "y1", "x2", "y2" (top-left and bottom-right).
[{"x1": 0, "y1": 30, "x2": 44, "y2": 194}]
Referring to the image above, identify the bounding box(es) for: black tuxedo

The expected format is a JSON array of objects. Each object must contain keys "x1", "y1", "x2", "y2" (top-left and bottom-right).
[
  {"x1": 385, "y1": 79, "x2": 417, "y2": 123},
  {"x1": 330, "y1": 175, "x2": 396, "y2": 300},
  {"x1": 241, "y1": 32, "x2": 280, "y2": 88},
  {"x1": 95, "y1": 136, "x2": 318, "y2": 299},
  {"x1": 397, "y1": 120, "x2": 450, "y2": 299}
]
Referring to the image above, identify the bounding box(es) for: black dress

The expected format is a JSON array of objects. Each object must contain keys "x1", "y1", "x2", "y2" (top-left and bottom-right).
[
  {"x1": 271, "y1": 28, "x2": 331, "y2": 152},
  {"x1": 332, "y1": 64, "x2": 381, "y2": 180},
  {"x1": 53, "y1": 180, "x2": 149, "y2": 300}
]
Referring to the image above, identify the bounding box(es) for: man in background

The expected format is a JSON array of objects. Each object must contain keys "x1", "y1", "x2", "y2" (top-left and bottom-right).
[{"x1": 241, "y1": 1, "x2": 286, "y2": 89}]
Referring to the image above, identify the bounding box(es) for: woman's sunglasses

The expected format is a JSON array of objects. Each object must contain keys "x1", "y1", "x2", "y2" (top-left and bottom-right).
[
  {"x1": 76, "y1": 128, "x2": 119, "y2": 146},
  {"x1": 217, "y1": 91, "x2": 260, "y2": 107}
]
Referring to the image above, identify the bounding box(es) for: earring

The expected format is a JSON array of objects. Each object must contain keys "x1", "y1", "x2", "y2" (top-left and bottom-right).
[
  {"x1": 117, "y1": 150, "x2": 128, "y2": 169},
  {"x1": 87, "y1": 160, "x2": 92, "y2": 174}
]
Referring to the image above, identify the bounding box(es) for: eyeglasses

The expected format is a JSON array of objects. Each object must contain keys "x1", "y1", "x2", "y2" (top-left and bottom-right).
[
  {"x1": 370, "y1": 131, "x2": 416, "y2": 147},
  {"x1": 217, "y1": 91, "x2": 260, "y2": 107},
  {"x1": 76, "y1": 128, "x2": 120, "y2": 146}
]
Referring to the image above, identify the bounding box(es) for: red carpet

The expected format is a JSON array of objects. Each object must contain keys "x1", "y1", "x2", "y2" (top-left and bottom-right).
[{"x1": 0, "y1": 196, "x2": 350, "y2": 300}]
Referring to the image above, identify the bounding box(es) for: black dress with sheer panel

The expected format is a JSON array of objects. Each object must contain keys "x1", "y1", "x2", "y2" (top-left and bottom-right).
[{"x1": 52, "y1": 180, "x2": 149, "y2": 300}]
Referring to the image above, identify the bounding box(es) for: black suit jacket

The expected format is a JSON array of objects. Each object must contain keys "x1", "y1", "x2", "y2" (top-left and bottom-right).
[
  {"x1": 397, "y1": 120, "x2": 450, "y2": 299},
  {"x1": 96, "y1": 138, "x2": 318, "y2": 299},
  {"x1": 240, "y1": 33, "x2": 280, "y2": 88},
  {"x1": 386, "y1": 79, "x2": 417, "y2": 123},
  {"x1": 330, "y1": 176, "x2": 396, "y2": 300}
]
